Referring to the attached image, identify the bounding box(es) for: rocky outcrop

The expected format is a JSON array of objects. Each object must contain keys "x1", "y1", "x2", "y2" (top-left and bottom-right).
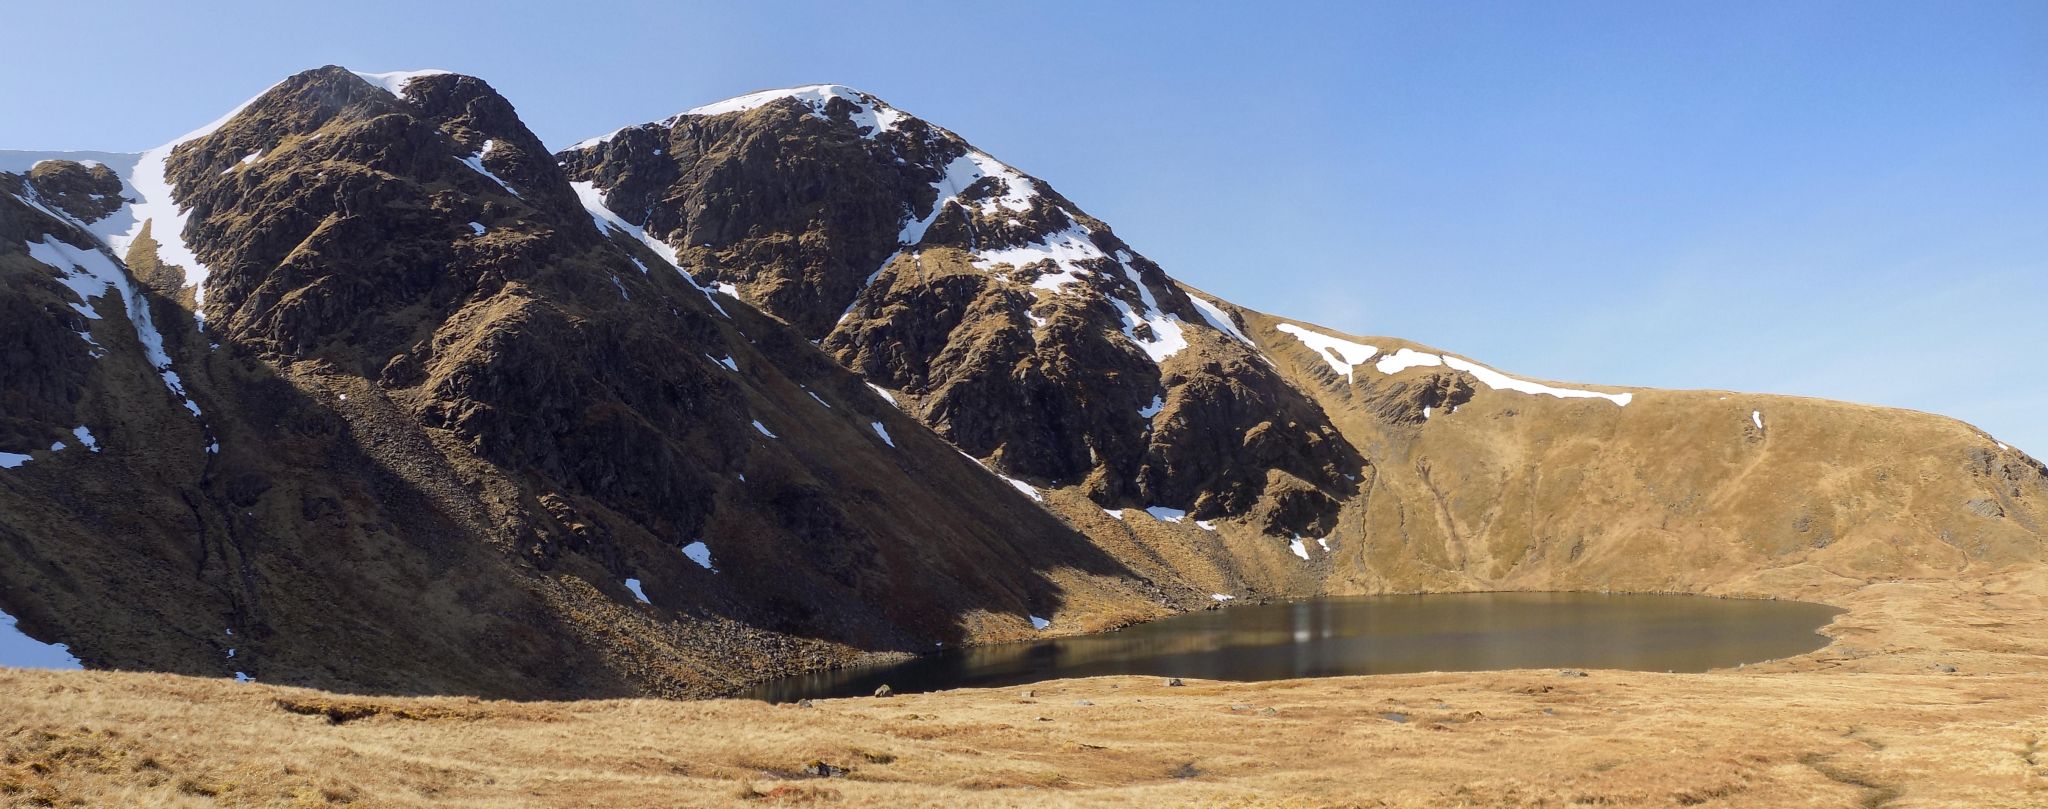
[{"x1": 559, "y1": 87, "x2": 1364, "y2": 537}]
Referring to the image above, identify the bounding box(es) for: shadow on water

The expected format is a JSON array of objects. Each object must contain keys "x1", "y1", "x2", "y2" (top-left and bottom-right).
[{"x1": 748, "y1": 592, "x2": 1845, "y2": 702}]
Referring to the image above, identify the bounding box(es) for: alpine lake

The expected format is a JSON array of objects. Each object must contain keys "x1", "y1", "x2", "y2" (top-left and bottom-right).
[{"x1": 749, "y1": 592, "x2": 1842, "y2": 702}]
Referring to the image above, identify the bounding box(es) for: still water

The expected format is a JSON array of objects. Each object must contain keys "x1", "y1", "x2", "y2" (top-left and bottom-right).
[{"x1": 749, "y1": 592, "x2": 1842, "y2": 702}]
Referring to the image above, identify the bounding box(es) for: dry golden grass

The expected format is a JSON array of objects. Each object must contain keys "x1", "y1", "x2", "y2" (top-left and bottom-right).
[{"x1": 6, "y1": 568, "x2": 2047, "y2": 808}]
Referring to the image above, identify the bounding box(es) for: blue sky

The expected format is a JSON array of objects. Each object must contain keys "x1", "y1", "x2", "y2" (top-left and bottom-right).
[{"x1": 4, "y1": 0, "x2": 2043, "y2": 452}]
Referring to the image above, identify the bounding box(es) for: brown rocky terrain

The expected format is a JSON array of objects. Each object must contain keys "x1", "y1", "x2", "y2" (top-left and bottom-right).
[{"x1": 1, "y1": 69, "x2": 2043, "y2": 715}]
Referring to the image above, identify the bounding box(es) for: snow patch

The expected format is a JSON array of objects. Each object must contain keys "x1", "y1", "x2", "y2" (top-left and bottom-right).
[
  {"x1": 682, "y1": 85, "x2": 902, "y2": 138},
  {"x1": 1188, "y1": 293, "x2": 1254, "y2": 346},
  {"x1": 110, "y1": 78, "x2": 284, "y2": 311},
  {"x1": 25, "y1": 236, "x2": 199, "y2": 415},
  {"x1": 570, "y1": 180, "x2": 731, "y2": 317},
  {"x1": 222, "y1": 150, "x2": 262, "y2": 173},
  {"x1": 71, "y1": 426, "x2": 99, "y2": 453},
  {"x1": 1752, "y1": 410, "x2": 1764, "y2": 431},
  {"x1": 458, "y1": 140, "x2": 520, "y2": 197},
  {"x1": 1000, "y1": 474, "x2": 1044, "y2": 502},
  {"x1": 806, "y1": 390, "x2": 832, "y2": 408},
  {"x1": 972, "y1": 223, "x2": 1106, "y2": 292},
  {"x1": 710, "y1": 354, "x2": 738, "y2": 372},
  {"x1": 1103, "y1": 508, "x2": 1125, "y2": 520},
  {"x1": 1275, "y1": 323, "x2": 1378, "y2": 382},
  {"x1": 1138, "y1": 395, "x2": 1165, "y2": 419},
  {"x1": 1108, "y1": 254, "x2": 1187, "y2": 362},
  {"x1": 1441, "y1": 356, "x2": 1631, "y2": 407},
  {"x1": 624, "y1": 578, "x2": 650, "y2": 604},
  {"x1": 0, "y1": 453, "x2": 30, "y2": 469},
  {"x1": 1194, "y1": 519, "x2": 1217, "y2": 531},
  {"x1": 751, "y1": 420, "x2": 777, "y2": 439},
  {"x1": 866, "y1": 383, "x2": 898, "y2": 405},
  {"x1": 871, "y1": 421, "x2": 894, "y2": 447},
  {"x1": 1375, "y1": 348, "x2": 1442, "y2": 375},
  {"x1": 1145, "y1": 506, "x2": 1187, "y2": 523},
  {"x1": 1289, "y1": 537, "x2": 1309, "y2": 560},
  {"x1": 1029, "y1": 615, "x2": 1051, "y2": 630},
  {"x1": 681, "y1": 541, "x2": 718, "y2": 572},
  {"x1": 1211, "y1": 593, "x2": 1235, "y2": 602},
  {"x1": 350, "y1": 69, "x2": 452, "y2": 98},
  {"x1": 468, "y1": 221, "x2": 486, "y2": 235}
]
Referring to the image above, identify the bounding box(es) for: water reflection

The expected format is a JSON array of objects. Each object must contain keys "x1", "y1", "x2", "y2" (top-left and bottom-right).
[{"x1": 748, "y1": 592, "x2": 1841, "y2": 702}]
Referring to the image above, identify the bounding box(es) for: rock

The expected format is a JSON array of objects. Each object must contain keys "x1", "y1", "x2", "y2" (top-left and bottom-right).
[
  {"x1": 873, "y1": 684, "x2": 894, "y2": 698},
  {"x1": 1073, "y1": 699, "x2": 1094, "y2": 706},
  {"x1": 1259, "y1": 707, "x2": 1278, "y2": 716},
  {"x1": 796, "y1": 699, "x2": 814, "y2": 709},
  {"x1": 1379, "y1": 712, "x2": 1409, "y2": 723},
  {"x1": 1558, "y1": 669, "x2": 1589, "y2": 678},
  {"x1": 1165, "y1": 678, "x2": 1184, "y2": 687},
  {"x1": 800, "y1": 760, "x2": 847, "y2": 778},
  {"x1": 1020, "y1": 689, "x2": 1035, "y2": 698},
  {"x1": 1937, "y1": 664, "x2": 1958, "y2": 673},
  {"x1": 1230, "y1": 704, "x2": 1253, "y2": 711}
]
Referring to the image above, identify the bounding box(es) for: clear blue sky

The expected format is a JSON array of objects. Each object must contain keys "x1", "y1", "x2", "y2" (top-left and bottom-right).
[{"x1": 5, "y1": 1, "x2": 2043, "y2": 453}]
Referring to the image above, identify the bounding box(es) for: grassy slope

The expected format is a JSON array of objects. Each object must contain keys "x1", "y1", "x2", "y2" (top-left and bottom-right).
[{"x1": 3, "y1": 567, "x2": 2045, "y2": 807}]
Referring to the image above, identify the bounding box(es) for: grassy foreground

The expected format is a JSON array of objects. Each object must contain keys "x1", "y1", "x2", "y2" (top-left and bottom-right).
[{"x1": 4, "y1": 570, "x2": 2046, "y2": 808}]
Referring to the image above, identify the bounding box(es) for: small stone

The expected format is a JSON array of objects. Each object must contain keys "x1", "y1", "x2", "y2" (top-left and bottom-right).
[
  {"x1": 1937, "y1": 664, "x2": 1958, "y2": 673},
  {"x1": 1259, "y1": 707, "x2": 1278, "y2": 716},
  {"x1": 1230, "y1": 704, "x2": 1253, "y2": 711},
  {"x1": 1073, "y1": 699, "x2": 1094, "y2": 707},
  {"x1": 873, "y1": 684, "x2": 894, "y2": 698},
  {"x1": 796, "y1": 699, "x2": 814, "y2": 709},
  {"x1": 1021, "y1": 689, "x2": 1035, "y2": 698},
  {"x1": 800, "y1": 760, "x2": 847, "y2": 778},
  {"x1": 1557, "y1": 669, "x2": 1589, "y2": 678},
  {"x1": 1165, "y1": 678, "x2": 1184, "y2": 687}
]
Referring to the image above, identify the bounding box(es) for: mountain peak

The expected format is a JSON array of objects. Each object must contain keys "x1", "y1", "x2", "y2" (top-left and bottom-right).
[
  {"x1": 567, "y1": 84, "x2": 905, "y2": 151},
  {"x1": 347, "y1": 68, "x2": 457, "y2": 98}
]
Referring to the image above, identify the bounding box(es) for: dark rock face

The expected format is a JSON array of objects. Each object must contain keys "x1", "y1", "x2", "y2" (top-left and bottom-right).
[
  {"x1": 18, "y1": 161, "x2": 126, "y2": 224},
  {"x1": 0, "y1": 190, "x2": 94, "y2": 456},
  {"x1": 559, "y1": 88, "x2": 1363, "y2": 533},
  {"x1": 0, "y1": 69, "x2": 1165, "y2": 699}
]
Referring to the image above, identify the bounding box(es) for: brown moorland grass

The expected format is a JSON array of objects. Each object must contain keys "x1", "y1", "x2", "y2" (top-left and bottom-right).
[{"x1": 4, "y1": 569, "x2": 2046, "y2": 808}]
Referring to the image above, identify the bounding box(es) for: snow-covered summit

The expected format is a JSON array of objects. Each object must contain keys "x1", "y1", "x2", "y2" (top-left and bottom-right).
[
  {"x1": 350, "y1": 69, "x2": 455, "y2": 98},
  {"x1": 568, "y1": 84, "x2": 906, "y2": 150}
]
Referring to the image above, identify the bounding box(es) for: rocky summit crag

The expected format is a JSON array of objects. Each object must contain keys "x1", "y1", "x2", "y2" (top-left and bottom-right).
[{"x1": 2, "y1": 69, "x2": 2043, "y2": 698}]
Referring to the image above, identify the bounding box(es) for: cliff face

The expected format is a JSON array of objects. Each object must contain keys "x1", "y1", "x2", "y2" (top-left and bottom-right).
[
  {"x1": 558, "y1": 86, "x2": 1365, "y2": 541},
  {"x1": 0, "y1": 72, "x2": 2041, "y2": 698}
]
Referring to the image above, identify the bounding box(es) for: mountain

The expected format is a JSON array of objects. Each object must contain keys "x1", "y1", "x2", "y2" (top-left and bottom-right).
[
  {"x1": 558, "y1": 84, "x2": 2047, "y2": 597},
  {"x1": 1, "y1": 69, "x2": 2042, "y2": 698}
]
